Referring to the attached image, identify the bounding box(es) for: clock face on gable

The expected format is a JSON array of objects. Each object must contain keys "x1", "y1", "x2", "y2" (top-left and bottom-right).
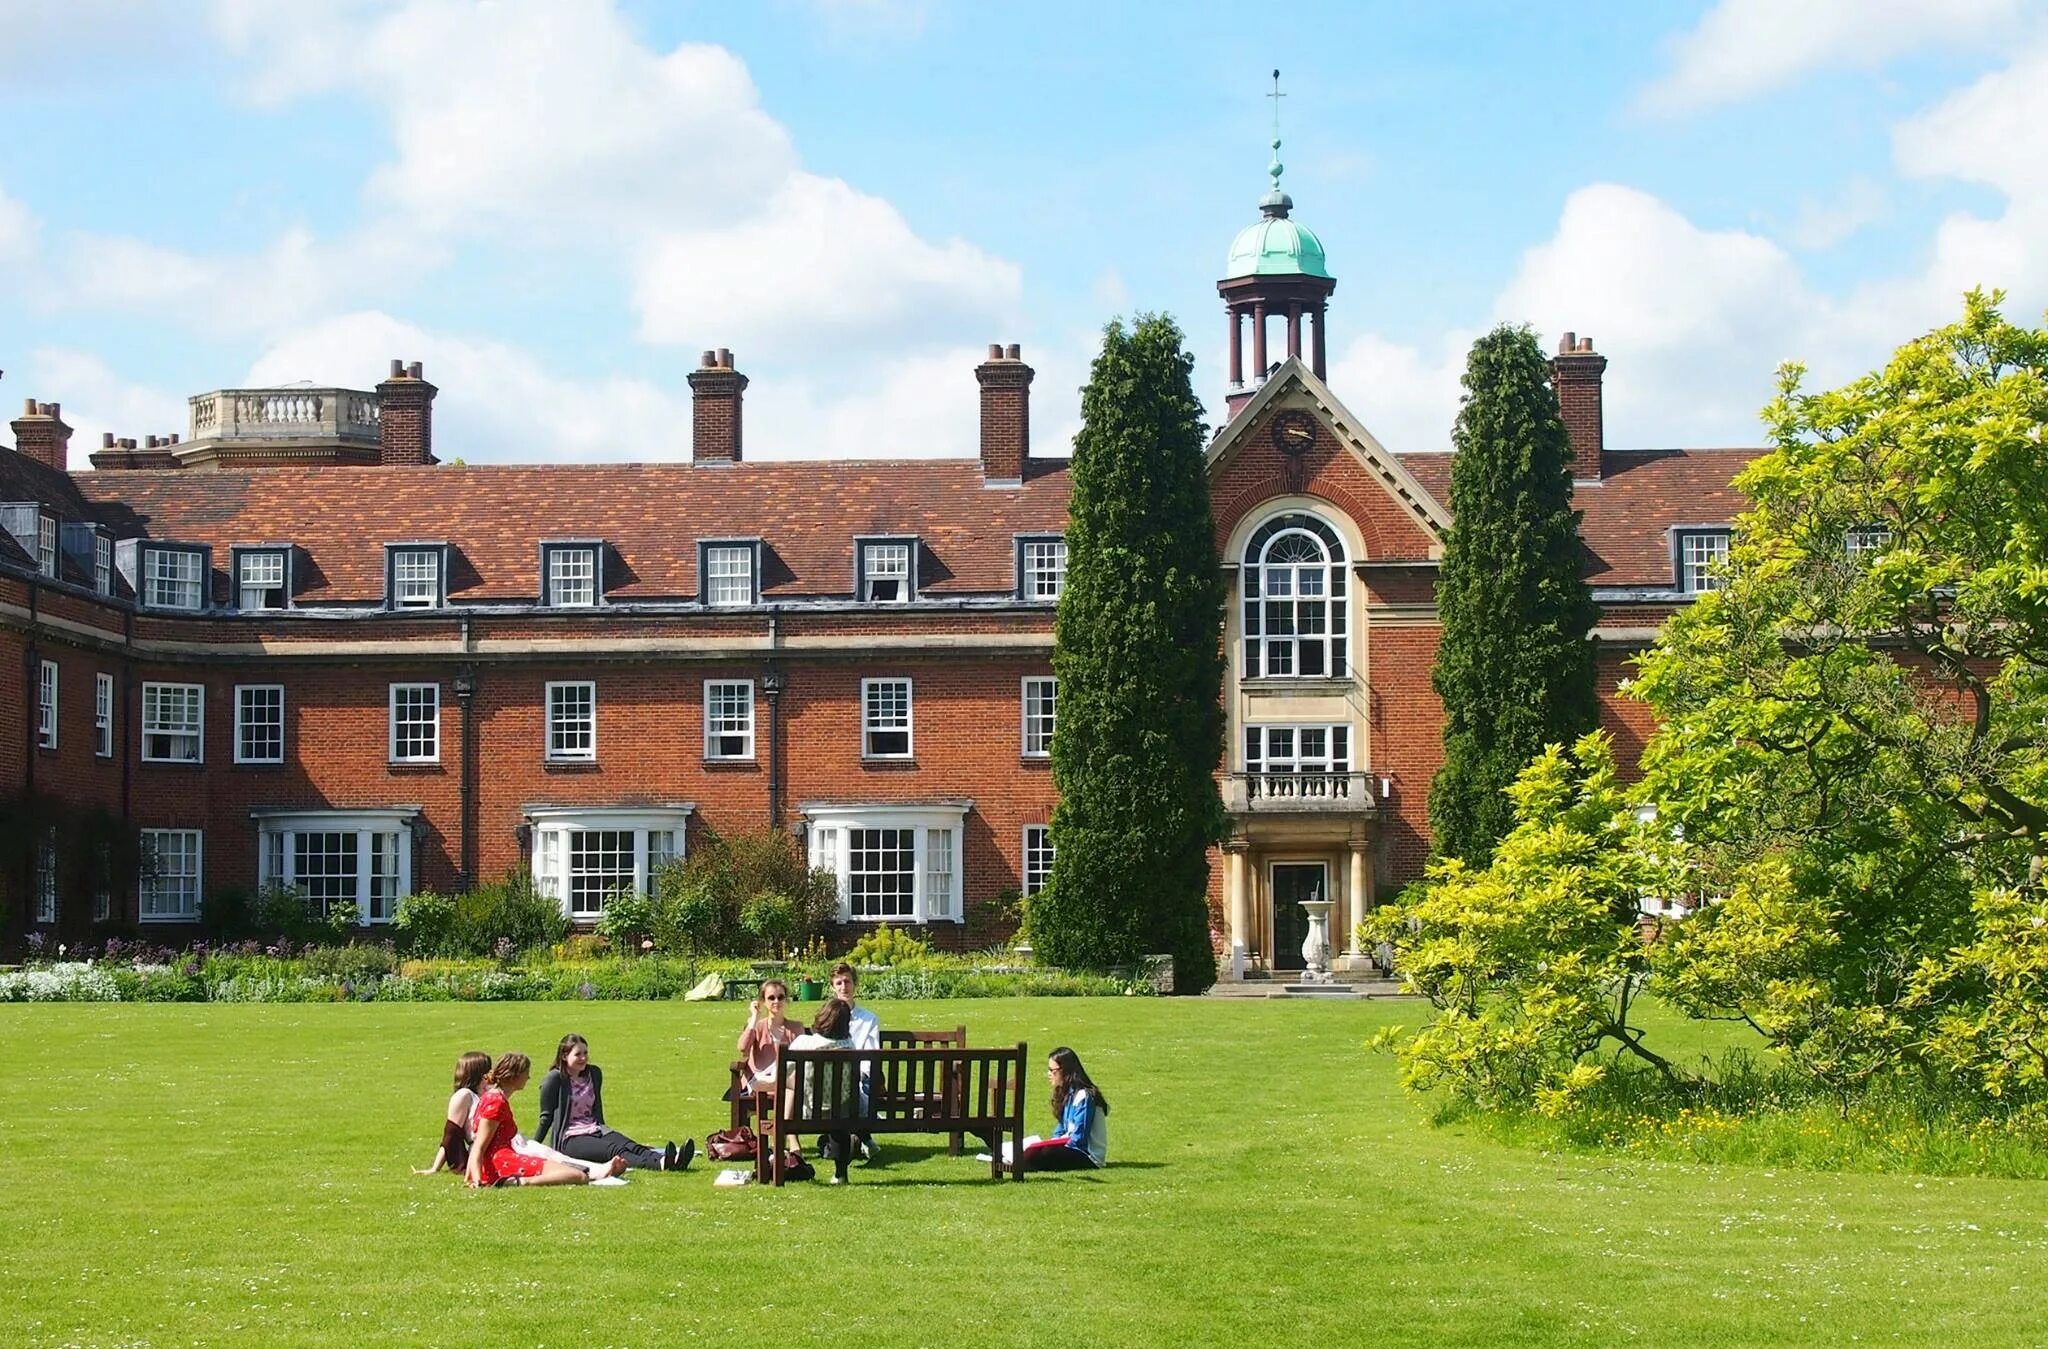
[{"x1": 1270, "y1": 410, "x2": 1318, "y2": 457}]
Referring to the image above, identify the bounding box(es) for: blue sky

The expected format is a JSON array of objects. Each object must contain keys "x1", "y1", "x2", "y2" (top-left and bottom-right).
[{"x1": 2, "y1": 0, "x2": 2044, "y2": 463}]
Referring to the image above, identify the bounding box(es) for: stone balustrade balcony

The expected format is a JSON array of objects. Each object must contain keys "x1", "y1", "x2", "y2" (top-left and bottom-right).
[
  {"x1": 178, "y1": 386, "x2": 383, "y2": 467},
  {"x1": 1224, "y1": 771, "x2": 1381, "y2": 814}
]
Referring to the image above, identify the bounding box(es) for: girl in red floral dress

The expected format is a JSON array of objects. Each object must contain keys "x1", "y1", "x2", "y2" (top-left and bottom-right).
[{"x1": 466, "y1": 1052, "x2": 625, "y2": 1188}]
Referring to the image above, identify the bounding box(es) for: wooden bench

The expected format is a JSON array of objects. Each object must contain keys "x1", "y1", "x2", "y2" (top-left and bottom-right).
[
  {"x1": 760, "y1": 1042, "x2": 1028, "y2": 1185},
  {"x1": 726, "y1": 1024, "x2": 968, "y2": 1134}
]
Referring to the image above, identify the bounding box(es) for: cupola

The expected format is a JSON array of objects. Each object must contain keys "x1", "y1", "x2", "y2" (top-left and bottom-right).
[{"x1": 1218, "y1": 71, "x2": 1338, "y2": 420}]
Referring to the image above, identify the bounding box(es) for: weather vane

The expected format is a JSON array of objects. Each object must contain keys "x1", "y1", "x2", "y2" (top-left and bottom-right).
[{"x1": 1267, "y1": 69, "x2": 1286, "y2": 198}]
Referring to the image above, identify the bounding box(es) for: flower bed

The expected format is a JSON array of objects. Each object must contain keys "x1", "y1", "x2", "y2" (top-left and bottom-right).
[{"x1": 0, "y1": 944, "x2": 1149, "y2": 1003}]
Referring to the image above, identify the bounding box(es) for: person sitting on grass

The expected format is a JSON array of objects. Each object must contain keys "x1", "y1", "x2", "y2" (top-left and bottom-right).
[
  {"x1": 830, "y1": 962, "x2": 881, "y2": 1160},
  {"x1": 1021, "y1": 1047, "x2": 1109, "y2": 1173},
  {"x1": 786, "y1": 998, "x2": 861, "y2": 1185},
  {"x1": 467, "y1": 1052, "x2": 627, "y2": 1189},
  {"x1": 535, "y1": 1034, "x2": 693, "y2": 1173},
  {"x1": 414, "y1": 1050, "x2": 490, "y2": 1176}
]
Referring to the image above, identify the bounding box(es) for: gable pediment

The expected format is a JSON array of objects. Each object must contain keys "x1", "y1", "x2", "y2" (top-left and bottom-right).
[{"x1": 1207, "y1": 360, "x2": 1449, "y2": 561}]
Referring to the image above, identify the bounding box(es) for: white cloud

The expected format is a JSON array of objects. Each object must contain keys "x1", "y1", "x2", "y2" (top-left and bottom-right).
[
  {"x1": 245, "y1": 311, "x2": 690, "y2": 463},
  {"x1": 1785, "y1": 176, "x2": 1887, "y2": 250},
  {"x1": 243, "y1": 313, "x2": 1086, "y2": 465},
  {"x1": 0, "y1": 181, "x2": 35, "y2": 264},
  {"x1": 1327, "y1": 330, "x2": 1473, "y2": 456},
  {"x1": 1638, "y1": 0, "x2": 2023, "y2": 115},
  {"x1": 20, "y1": 348, "x2": 186, "y2": 463},
  {"x1": 50, "y1": 224, "x2": 433, "y2": 337},
  {"x1": 633, "y1": 173, "x2": 1021, "y2": 355}
]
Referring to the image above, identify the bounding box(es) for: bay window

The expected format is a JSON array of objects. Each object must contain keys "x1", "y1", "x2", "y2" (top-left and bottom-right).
[
  {"x1": 256, "y1": 810, "x2": 415, "y2": 925},
  {"x1": 528, "y1": 809, "x2": 691, "y2": 920},
  {"x1": 806, "y1": 804, "x2": 967, "y2": 923}
]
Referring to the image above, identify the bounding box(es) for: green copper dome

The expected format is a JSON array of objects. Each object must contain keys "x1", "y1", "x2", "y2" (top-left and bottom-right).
[{"x1": 1225, "y1": 212, "x2": 1331, "y2": 280}]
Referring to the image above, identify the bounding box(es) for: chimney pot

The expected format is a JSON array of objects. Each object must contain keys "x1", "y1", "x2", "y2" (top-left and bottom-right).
[
  {"x1": 699, "y1": 350, "x2": 716, "y2": 369},
  {"x1": 407, "y1": 361, "x2": 423, "y2": 379},
  {"x1": 103, "y1": 432, "x2": 115, "y2": 448},
  {"x1": 20, "y1": 398, "x2": 33, "y2": 416},
  {"x1": 1004, "y1": 343, "x2": 1021, "y2": 360},
  {"x1": 689, "y1": 350, "x2": 748, "y2": 463},
  {"x1": 170, "y1": 433, "x2": 180, "y2": 444},
  {"x1": 390, "y1": 359, "x2": 404, "y2": 378},
  {"x1": 975, "y1": 344, "x2": 1034, "y2": 483},
  {"x1": 1559, "y1": 331, "x2": 1577, "y2": 355}
]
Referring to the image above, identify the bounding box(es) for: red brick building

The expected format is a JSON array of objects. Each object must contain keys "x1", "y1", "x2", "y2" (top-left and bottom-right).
[{"x1": 0, "y1": 194, "x2": 1758, "y2": 976}]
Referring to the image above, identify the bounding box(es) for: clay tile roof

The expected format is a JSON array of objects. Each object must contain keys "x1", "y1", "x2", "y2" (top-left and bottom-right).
[
  {"x1": 1396, "y1": 447, "x2": 1765, "y2": 588},
  {"x1": 70, "y1": 460, "x2": 1073, "y2": 604}
]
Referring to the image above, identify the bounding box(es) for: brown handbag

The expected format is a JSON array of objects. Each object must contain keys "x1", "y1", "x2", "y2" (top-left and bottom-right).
[{"x1": 705, "y1": 1126, "x2": 757, "y2": 1161}]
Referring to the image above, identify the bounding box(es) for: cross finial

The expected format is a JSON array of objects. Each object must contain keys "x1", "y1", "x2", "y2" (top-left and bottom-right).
[{"x1": 1267, "y1": 68, "x2": 1285, "y2": 193}]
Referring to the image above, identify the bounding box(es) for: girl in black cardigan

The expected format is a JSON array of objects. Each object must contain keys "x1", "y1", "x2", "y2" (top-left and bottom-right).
[{"x1": 534, "y1": 1034, "x2": 694, "y2": 1172}]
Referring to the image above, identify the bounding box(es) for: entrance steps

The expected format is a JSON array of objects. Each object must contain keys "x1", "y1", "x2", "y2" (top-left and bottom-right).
[{"x1": 1206, "y1": 969, "x2": 1411, "y2": 1000}]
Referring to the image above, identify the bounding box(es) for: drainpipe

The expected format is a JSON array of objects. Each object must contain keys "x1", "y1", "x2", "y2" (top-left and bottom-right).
[
  {"x1": 455, "y1": 616, "x2": 478, "y2": 890},
  {"x1": 763, "y1": 610, "x2": 784, "y2": 831},
  {"x1": 120, "y1": 606, "x2": 134, "y2": 926}
]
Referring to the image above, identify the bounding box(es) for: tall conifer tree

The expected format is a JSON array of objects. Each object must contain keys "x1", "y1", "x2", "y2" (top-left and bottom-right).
[
  {"x1": 1037, "y1": 315, "x2": 1226, "y2": 992},
  {"x1": 1428, "y1": 324, "x2": 1601, "y2": 866}
]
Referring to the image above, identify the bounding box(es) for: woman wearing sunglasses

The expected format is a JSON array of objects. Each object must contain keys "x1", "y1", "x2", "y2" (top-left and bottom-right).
[{"x1": 737, "y1": 978, "x2": 803, "y2": 1088}]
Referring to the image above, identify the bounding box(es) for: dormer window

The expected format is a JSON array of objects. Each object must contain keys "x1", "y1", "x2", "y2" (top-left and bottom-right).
[
  {"x1": 700, "y1": 540, "x2": 760, "y2": 607},
  {"x1": 234, "y1": 547, "x2": 292, "y2": 611},
  {"x1": 141, "y1": 545, "x2": 207, "y2": 611},
  {"x1": 1, "y1": 503, "x2": 57, "y2": 579},
  {"x1": 542, "y1": 542, "x2": 602, "y2": 607},
  {"x1": 1676, "y1": 529, "x2": 1732, "y2": 595},
  {"x1": 857, "y1": 537, "x2": 917, "y2": 603},
  {"x1": 386, "y1": 545, "x2": 447, "y2": 610},
  {"x1": 1017, "y1": 535, "x2": 1067, "y2": 601},
  {"x1": 94, "y1": 535, "x2": 111, "y2": 597}
]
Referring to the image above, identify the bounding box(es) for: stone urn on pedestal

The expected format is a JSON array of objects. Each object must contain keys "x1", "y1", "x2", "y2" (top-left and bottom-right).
[{"x1": 1299, "y1": 899, "x2": 1334, "y2": 983}]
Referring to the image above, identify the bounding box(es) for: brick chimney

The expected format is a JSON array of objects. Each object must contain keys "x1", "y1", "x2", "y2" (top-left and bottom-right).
[
  {"x1": 10, "y1": 400, "x2": 74, "y2": 472},
  {"x1": 89, "y1": 432, "x2": 178, "y2": 471},
  {"x1": 975, "y1": 343, "x2": 1033, "y2": 484},
  {"x1": 1551, "y1": 332, "x2": 1607, "y2": 479},
  {"x1": 377, "y1": 359, "x2": 439, "y2": 466},
  {"x1": 689, "y1": 349, "x2": 747, "y2": 464}
]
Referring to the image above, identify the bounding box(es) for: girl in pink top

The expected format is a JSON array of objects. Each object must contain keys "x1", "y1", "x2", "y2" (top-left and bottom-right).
[{"x1": 737, "y1": 978, "x2": 803, "y2": 1085}]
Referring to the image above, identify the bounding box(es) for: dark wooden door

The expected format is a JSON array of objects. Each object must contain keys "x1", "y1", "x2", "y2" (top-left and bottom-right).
[{"x1": 1270, "y1": 863, "x2": 1325, "y2": 971}]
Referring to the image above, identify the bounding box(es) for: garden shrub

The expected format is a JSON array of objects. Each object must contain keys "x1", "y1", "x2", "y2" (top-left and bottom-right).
[
  {"x1": 300, "y1": 944, "x2": 400, "y2": 983},
  {"x1": 394, "y1": 891, "x2": 458, "y2": 956},
  {"x1": 449, "y1": 871, "x2": 570, "y2": 956},
  {"x1": 594, "y1": 889, "x2": 656, "y2": 951},
  {"x1": 844, "y1": 923, "x2": 932, "y2": 968},
  {"x1": 739, "y1": 893, "x2": 796, "y2": 956}
]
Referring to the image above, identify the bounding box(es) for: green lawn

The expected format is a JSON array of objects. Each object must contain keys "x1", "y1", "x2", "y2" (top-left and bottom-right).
[{"x1": 5, "y1": 999, "x2": 2048, "y2": 1347}]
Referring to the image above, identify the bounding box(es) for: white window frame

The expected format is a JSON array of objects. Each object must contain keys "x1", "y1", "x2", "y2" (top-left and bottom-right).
[
  {"x1": 142, "y1": 547, "x2": 205, "y2": 611},
  {"x1": 527, "y1": 808, "x2": 691, "y2": 920},
  {"x1": 390, "y1": 548, "x2": 443, "y2": 610},
  {"x1": 704, "y1": 679, "x2": 755, "y2": 760},
  {"x1": 703, "y1": 544, "x2": 756, "y2": 607},
  {"x1": 388, "y1": 683, "x2": 441, "y2": 764},
  {"x1": 1020, "y1": 537, "x2": 1067, "y2": 601},
  {"x1": 861, "y1": 677, "x2": 913, "y2": 759},
  {"x1": 139, "y1": 828, "x2": 202, "y2": 923},
  {"x1": 95, "y1": 672, "x2": 114, "y2": 758},
  {"x1": 805, "y1": 804, "x2": 968, "y2": 924},
  {"x1": 37, "y1": 660, "x2": 56, "y2": 749},
  {"x1": 141, "y1": 682, "x2": 204, "y2": 764},
  {"x1": 545, "y1": 681, "x2": 597, "y2": 762},
  {"x1": 1679, "y1": 530, "x2": 1731, "y2": 595},
  {"x1": 1021, "y1": 675, "x2": 1055, "y2": 758},
  {"x1": 37, "y1": 515, "x2": 57, "y2": 579},
  {"x1": 235, "y1": 684, "x2": 285, "y2": 765},
  {"x1": 546, "y1": 547, "x2": 598, "y2": 607},
  {"x1": 255, "y1": 810, "x2": 416, "y2": 926},
  {"x1": 1023, "y1": 824, "x2": 1055, "y2": 897},
  {"x1": 237, "y1": 550, "x2": 289, "y2": 611},
  {"x1": 94, "y1": 534, "x2": 112, "y2": 597},
  {"x1": 1845, "y1": 526, "x2": 1892, "y2": 560},
  {"x1": 858, "y1": 539, "x2": 914, "y2": 603},
  {"x1": 1240, "y1": 511, "x2": 1349, "y2": 680}
]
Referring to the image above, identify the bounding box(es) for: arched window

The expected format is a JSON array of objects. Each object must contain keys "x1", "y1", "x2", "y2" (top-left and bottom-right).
[{"x1": 1242, "y1": 512, "x2": 1348, "y2": 678}]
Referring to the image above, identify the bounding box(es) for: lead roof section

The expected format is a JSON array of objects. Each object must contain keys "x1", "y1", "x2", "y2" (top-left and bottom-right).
[{"x1": 71, "y1": 460, "x2": 1074, "y2": 606}]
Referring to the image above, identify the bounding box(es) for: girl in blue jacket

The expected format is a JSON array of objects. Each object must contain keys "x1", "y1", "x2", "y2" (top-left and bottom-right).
[{"x1": 1022, "y1": 1046, "x2": 1109, "y2": 1172}]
